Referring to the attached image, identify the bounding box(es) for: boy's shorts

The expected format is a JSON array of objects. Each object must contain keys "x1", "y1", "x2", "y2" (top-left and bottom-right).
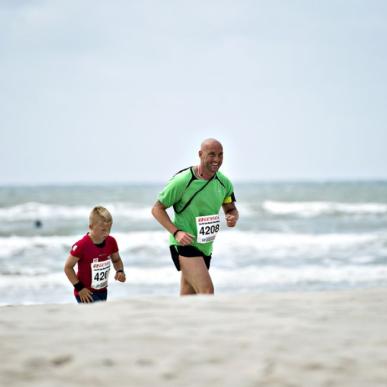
[
  {"x1": 75, "y1": 289, "x2": 107, "y2": 303},
  {"x1": 169, "y1": 245, "x2": 212, "y2": 271}
]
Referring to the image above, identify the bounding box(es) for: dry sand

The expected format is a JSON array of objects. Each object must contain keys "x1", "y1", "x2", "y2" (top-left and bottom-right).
[{"x1": 1, "y1": 288, "x2": 387, "y2": 387}]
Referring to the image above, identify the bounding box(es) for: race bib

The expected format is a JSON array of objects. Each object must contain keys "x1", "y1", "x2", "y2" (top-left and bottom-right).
[
  {"x1": 196, "y1": 214, "x2": 220, "y2": 243},
  {"x1": 91, "y1": 259, "x2": 111, "y2": 289}
]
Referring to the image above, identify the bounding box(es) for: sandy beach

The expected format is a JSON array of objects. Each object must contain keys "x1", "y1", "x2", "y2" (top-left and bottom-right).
[{"x1": 1, "y1": 288, "x2": 387, "y2": 387}]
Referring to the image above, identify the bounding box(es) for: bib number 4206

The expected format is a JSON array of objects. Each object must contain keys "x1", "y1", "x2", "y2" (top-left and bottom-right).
[
  {"x1": 94, "y1": 270, "x2": 108, "y2": 282},
  {"x1": 91, "y1": 259, "x2": 111, "y2": 289}
]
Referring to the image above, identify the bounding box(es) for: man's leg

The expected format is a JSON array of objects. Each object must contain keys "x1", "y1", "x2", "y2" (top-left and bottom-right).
[
  {"x1": 180, "y1": 273, "x2": 196, "y2": 295},
  {"x1": 179, "y1": 255, "x2": 214, "y2": 295}
]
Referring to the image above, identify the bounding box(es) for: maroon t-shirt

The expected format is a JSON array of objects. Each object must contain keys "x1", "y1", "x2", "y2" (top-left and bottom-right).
[{"x1": 70, "y1": 234, "x2": 119, "y2": 295}]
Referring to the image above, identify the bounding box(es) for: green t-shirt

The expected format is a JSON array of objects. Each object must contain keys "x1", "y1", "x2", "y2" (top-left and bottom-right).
[{"x1": 158, "y1": 167, "x2": 235, "y2": 256}]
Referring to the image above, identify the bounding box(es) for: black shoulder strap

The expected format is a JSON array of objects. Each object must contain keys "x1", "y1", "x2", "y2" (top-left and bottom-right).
[
  {"x1": 173, "y1": 166, "x2": 197, "y2": 189},
  {"x1": 215, "y1": 174, "x2": 226, "y2": 188},
  {"x1": 173, "y1": 170, "x2": 216, "y2": 214},
  {"x1": 174, "y1": 166, "x2": 191, "y2": 176}
]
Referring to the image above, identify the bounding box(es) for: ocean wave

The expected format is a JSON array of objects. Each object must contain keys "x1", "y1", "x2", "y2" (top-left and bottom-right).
[
  {"x1": 261, "y1": 201, "x2": 387, "y2": 217},
  {"x1": 0, "y1": 202, "x2": 152, "y2": 221},
  {"x1": 1, "y1": 264, "x2": 386, "y2": 291},
  {"x1": 212, "y1": 265, "x2": 387, "y2": 288},
  {"x1": 1, "y1": 200, "x2": 386, "y2": 223},
  {"x1": 0, "y1": 267, "x2": 177, "y2": 289},
  {"x1": 0, "y1": 272, "x2": 68, "y2": 287},
  {"x1": 115, "y1": 265, "x2": 387, "y2": 287},
  {"x1": 0, "y1": 231, "x2": 169, "y2": 259},
  {"x1": 216, "y1": 230, "x2": 380, "y2": 250},
  {"x1": 0, "y1": 230, "x2": 383, "y2": 262},
  {"x1": 0, "y1": 235, "x2": 75, "y2": 259}
]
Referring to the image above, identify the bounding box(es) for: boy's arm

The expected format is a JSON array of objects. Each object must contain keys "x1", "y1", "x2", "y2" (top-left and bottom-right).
[
  {"x1": 111, "y1": 252, "x2": 126, "y2": 282},
  {"x1": 64, "y1": 254, "x2": 93, "y2": 303}
]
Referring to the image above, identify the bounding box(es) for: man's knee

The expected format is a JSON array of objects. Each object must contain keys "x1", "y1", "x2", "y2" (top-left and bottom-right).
[
  {"x1": 180, "y1": 275, "x2": 196, "y2": 295},
  {"x1": 183, "y1": 276, "x2": 214, "y2": 294},
  {"x1": 198, "y1": 283, "x2": 214, "y2": 294}
]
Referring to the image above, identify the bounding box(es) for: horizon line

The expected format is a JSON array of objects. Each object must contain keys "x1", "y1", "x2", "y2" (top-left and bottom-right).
[{"x1": 1, "y1": 177, "x2": 387, "y2": 188}]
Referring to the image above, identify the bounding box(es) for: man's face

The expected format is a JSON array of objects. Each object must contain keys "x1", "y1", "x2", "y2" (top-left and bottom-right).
[{"x1": 200, "y1": 142, "x2": 223, "y2": 174}]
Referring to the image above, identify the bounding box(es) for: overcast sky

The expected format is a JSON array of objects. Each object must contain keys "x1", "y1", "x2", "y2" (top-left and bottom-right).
[{"x1": 1, "y1": 0, "x2": 386, "y2": 184}]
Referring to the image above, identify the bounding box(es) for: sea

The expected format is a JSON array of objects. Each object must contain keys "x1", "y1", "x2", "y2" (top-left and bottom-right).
[{"x1": 1, "y1": 181, "x2": 386, "y2": 305}]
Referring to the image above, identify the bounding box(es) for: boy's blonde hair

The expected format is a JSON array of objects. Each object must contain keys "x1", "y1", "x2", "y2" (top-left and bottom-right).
[{"x1": 89, "y1": 206, "x2": 113, "y2": 225}]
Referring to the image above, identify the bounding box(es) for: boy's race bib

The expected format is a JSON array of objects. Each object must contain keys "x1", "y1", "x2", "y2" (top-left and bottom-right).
[
  {"x1": 196, "y1": 214, "x2": 220, "y2": 243},
  {"x1": 91, "y1": 259, "x2": 111, "y2": 289}
]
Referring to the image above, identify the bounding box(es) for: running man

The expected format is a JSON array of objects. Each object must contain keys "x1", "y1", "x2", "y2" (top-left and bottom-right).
[{"x1": 151, "y1": 138, "x2": 239, "y2": 295}]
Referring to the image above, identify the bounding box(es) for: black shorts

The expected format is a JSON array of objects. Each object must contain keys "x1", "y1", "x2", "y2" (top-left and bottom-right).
[{"x1": 169, "y1": 245, "x2": 212, "y2": 271}]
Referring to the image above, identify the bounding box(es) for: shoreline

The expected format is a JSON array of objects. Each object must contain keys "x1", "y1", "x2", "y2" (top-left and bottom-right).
[{"x1": 1, "y1": 288, "x2": 387, "y2": 386}]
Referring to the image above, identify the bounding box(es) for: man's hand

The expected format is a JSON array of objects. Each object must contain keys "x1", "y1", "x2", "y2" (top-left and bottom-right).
[
  {"x1": 223, "y1": 202, "x2": 239, "y2": 228},
  {"x1": 175, "y1": 231, "x2": 194, "y2": 246},
  {"x1": 225, "y1": 213, "x2": 238, "y2": 227},
  {"x1": 78, "y1": 288, "x2": 93, "y2": 303}
]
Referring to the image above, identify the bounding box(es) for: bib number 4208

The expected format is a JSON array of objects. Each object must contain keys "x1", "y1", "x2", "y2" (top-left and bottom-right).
[
  {"x1": 196, "y1": 214, "x2": 220, "y2": 243},
  {"x1": 199, "y1": 224, "x2": 220, "y2": 235}
]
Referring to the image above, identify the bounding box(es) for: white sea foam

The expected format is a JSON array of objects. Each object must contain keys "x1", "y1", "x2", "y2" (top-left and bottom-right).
[
  {"x1": 0, "y1": 235, "x2": 75, "y2": 258},
  {"x1": 122, "y1": 267, "x2": 179, "y2": 285},
  {"x1": 1, "y1": 264, "x2": 387, "y2": 295},
  {"x1": 0, "y1": 230, "x2": 381, "y2": 260},
  {"x1": 0, "y1": 203, "x2": 89, "y2": 221},
  {"x1": 114, "y1": 231, "x2": 169, "y2": 252},
  {"x1": 262, "y1": 201, "x2": 387, "y2": 217},
  {"x1": 215, "y1": 230, "x2": 381, "y2": 256},
  {"x1": 212, "y1": 264, "x2": 387, "y2": 288},
  {"x1": 1, "y1": 200, "x2": 386, "y2": 222},
  {"x1": 0, "y1": 231, "x2": 168, "y2": 259},
  {"x1": 0, "y1": 272, "x2": 68, "y2": 288},
  {"x1": 0, "y1": 202, "x2": 151, "y2": 221}
]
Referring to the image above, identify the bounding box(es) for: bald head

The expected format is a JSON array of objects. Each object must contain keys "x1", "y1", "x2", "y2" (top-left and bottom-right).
[
  {"x1": 198, "y1": 138, "x2": 223, "y2": 178},
  {"x1": 200, "y1": 138, "x2": 223, "y2": 152}
]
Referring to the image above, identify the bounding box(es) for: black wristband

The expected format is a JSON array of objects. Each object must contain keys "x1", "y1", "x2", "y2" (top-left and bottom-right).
[
  {"x1": 116, "y1": 269, "x2": 124, "y2": 273},
  {"x1": 173, "y1": 229, "x2": 181, "y2": 237},
  {"x1": 73, "y1": 281, "x2": 85, "y2": 292}
]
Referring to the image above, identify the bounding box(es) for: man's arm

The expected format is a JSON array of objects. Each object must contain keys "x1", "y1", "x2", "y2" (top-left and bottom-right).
[
  {"x1": 151, "y1": 200, "x2": 194, "y2": 245},
  {"x1": 151, "y1": 200, "x2": 179, "y2": 235},
  {"x1": 222, "y1": 202, "x2": 239, "y2": 227}
]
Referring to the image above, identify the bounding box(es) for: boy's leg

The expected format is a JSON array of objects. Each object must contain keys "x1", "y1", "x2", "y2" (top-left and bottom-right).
[
  {"x1": 92, "y1": 291, "x2": 107, "y2": 302},
  {"x1": 179, "y1": 255, "x2": 214, "y2": 295}
]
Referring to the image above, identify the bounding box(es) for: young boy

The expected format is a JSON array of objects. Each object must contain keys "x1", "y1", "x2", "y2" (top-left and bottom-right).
[{"x1": 64, "y1": 206, "x2": 126, "y2": 303}]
